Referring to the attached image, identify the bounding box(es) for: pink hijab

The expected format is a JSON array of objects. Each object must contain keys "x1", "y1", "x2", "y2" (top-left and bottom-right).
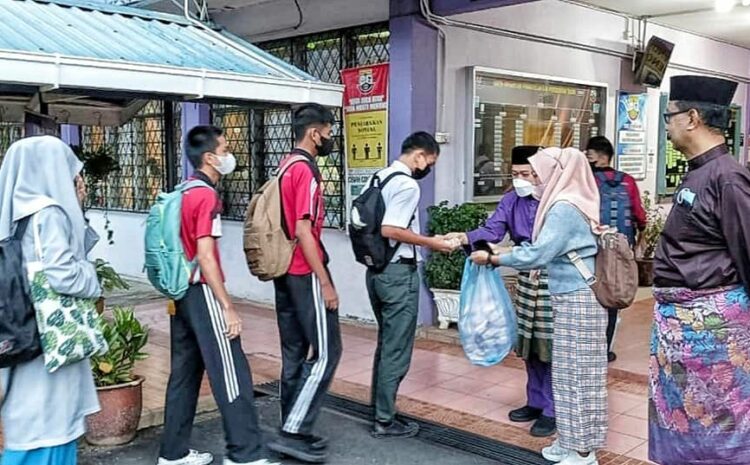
[{"x1": 529, "y1": 147, "x2": 604, "y2": 241}]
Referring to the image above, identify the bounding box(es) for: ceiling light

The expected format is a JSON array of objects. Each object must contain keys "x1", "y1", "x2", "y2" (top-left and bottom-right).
[{"x1": 716, "y1": 0, "x2": 737, "y2": 12}]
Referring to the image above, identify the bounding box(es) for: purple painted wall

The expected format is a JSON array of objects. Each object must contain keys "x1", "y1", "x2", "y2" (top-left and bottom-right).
[
  {"x1": 389, "y1": 12, "x2": 439, "y2": 326},
  {"x1": 432, "y1": 0, "x2": 538, "y2": 16},
  {"x1": 180, "y1": 102, "x2": 211, "y2": 180}
]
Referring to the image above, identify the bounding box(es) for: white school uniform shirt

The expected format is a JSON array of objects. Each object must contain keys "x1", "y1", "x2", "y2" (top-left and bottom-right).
[{"x1": 373, "y1": 160, "x2": 422, "y2": 263}]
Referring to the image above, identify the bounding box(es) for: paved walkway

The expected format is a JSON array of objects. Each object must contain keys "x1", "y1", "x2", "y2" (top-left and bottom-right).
[
  {"x1": 125, "y1": 289, "x2": 656, "y2": 465},
  {"x1": 81, "y1": 396, "x2": 502, "y2": 465}
]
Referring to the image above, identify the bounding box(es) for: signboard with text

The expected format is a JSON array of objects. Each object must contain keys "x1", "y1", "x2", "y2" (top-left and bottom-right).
[
  {"x1": 615, "y1": 92, "x2": 648, "y2": 180},
  {"x1": 341, "y1": 63, "x2": 389, "y2": 224}
]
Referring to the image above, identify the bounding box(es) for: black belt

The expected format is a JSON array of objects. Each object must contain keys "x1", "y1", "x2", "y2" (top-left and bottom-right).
[{"x1": 394, "y1": 257, "x2": 417, "y2": 265}]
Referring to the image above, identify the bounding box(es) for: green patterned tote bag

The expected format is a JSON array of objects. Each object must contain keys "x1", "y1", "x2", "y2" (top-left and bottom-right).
[{"x1": 26, "y1": 214, "x2": 108, "y2": 373}]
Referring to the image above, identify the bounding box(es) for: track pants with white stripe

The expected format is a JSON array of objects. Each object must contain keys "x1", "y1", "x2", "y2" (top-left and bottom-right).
[
  {"x1": 160, "y1": 284, "x2": 263, "y2": 463},
  {"x1": 273, "y1": 272, "x2": 342, "y2": 436}
]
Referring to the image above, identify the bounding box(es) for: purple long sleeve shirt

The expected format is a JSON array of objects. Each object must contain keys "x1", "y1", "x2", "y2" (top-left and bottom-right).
[{"x1": 467, "y1": 191, "x2": 539, "y2": 247}]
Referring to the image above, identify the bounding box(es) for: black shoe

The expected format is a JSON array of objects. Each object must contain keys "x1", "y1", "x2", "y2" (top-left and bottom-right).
[
  {"x1": 268, "y1": 433, "x2": 328, "y2": 463},
  {"x1": 608, "y1": 352, "x2": 617, "y2": 363},
  {"x1": 508, "y1": 405, "x2": 542, "y2": 423},
  {"x1": 307, "y1": 434, "x2": 328, "y2": 450},
  {"x1": 371, "y1": 419, "x2": 420, "y2": 438},
  {"x1": 530, "y1": 415, "x2": 556, "y2": 437}
]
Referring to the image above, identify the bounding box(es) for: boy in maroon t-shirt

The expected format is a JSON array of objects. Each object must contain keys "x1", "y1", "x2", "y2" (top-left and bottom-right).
[
  {"x1": 157, "y1": 126, "x2": 278, "y2": 465},
  {"x1": 266, "y1": 104, "x2": 342, "y2": 464},
  {"x1": 586, "y1": 136, "x2": 647, "y2": 363}
]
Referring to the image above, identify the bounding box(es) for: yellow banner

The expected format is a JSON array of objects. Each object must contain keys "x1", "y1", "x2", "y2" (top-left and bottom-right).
[{"x1": 344, "y1": 110, "x2": 388, "y2": 169}]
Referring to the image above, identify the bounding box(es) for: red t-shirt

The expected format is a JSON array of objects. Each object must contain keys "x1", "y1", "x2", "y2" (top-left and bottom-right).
[
  {"x1": 180, "y1": 179, "x2": 225, "y2": 283},
  {"x1": 279, "y1": 152, "x2": 325, "y2": 276}
]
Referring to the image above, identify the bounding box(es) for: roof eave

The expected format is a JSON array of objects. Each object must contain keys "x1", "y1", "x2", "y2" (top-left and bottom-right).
[{"x1": 0, "y1": 49, "x2": 344, "y2": 107}]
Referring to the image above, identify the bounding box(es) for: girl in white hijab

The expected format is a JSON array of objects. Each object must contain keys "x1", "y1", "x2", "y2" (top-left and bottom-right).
[{"x1": 0, "y1": 136, "x2": 101, "y2": 465}]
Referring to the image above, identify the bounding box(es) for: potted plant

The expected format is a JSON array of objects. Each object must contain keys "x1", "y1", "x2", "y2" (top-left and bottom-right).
[
  {"x1": 94, "y1": 259, "x2": 130, "y2": 314},
  {"x1": 71, "y1": 144, "x2": 120, "y2": 245},
  {"x1": 85, "y1": 307, "x2": 150, "y2": 446},
  {"x1": 425, "y1": 201, "x2": 488, "y2": 329},
  {"x1": 637, "y1": 192, "x2": 666, "y2": 287}
]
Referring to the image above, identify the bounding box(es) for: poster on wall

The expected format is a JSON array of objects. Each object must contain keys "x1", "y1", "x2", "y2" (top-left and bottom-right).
[
  {"x1": 615, "y1": 92, "x2": 648, "y2": 180},
  {"x1": 341, "y1": 63, "x2": 389, "y2": 223}
]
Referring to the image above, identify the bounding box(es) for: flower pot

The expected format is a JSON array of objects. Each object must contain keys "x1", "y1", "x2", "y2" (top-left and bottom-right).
[
  {"x1": 636, "y1": 258, "x2": 654, "y2": 288},
  {"x1": 432, "y1": 289, "x2": 461, "y2": 330},
  {"x1": 85, "y1": 376, "x2": 145, "y2": 446},
  {"x1": 95, "y1": 297, "x2": 105, "y2": 315}
]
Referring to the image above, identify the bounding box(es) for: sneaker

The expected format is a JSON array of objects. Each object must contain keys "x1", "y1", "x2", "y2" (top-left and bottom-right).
[
  {"x1": 542, "y1": 439, "x2": 570, "y2": 463},
  {"x1": 371, "y1": 419, "x2": 420, "y2": 438},
  {"x1": 509, "y1": 405, "x2": 542, "y2": 423},
  {"x1": 223, "y1": 459, "x2": 281, "y2": 465},
  {"x1": 530, "y1": 415, "x2": 556, "y2": 437},
  {"x1": 307, "y1": 434, "x2": 328, "y2": 450},
  {"x1": 267, "y1": 434, "x2": 327, "y2": 463},
  {"x1": 157, "y1": 450, "x2": 214, "y2": 465},
  {"x1": 558, "y1": 451, "x2": 598, "y2": 465}
]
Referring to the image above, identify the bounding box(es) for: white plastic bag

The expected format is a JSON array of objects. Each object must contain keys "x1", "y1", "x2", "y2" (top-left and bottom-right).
[{"x1": 458, "y1": 259, "x2": 517, "y2": 366}]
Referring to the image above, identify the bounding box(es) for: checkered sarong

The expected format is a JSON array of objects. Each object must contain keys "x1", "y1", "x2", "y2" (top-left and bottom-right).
[
  {"x1": 515, "y1": 271, "x2": 553, "y2": 363},
  {"x1": 551, "y1": 288, "x2": 608, "y2": 451}
]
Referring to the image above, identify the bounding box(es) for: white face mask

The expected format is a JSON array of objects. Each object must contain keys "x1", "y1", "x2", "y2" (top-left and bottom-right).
[
  {"x1": 512, "y1": 178, "x2": 534, "y2": 197},
  {"x1": 212, "y1": 152, "x2": 237, "y2": 176}
]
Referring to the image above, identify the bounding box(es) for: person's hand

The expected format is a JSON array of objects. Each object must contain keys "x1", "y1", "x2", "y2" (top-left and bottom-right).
[
  {"x1": 222, "y1": 303, "x2": 242, "y2": 339},
  {"x1": 444, "y1": 232, "x2": 468, "y2": 246},
  {"x1": 489, "y1": 244, "x2": 512, "y2": 256},
  {"x1": 470, "y1": 250, "x2": 491, "y2": 266},
  {"x1": 322, "y1": 282, "x2": 339, "y2": 312},
  {"x1": 430, "y1": 236, "x2": 455, "y2": 254}
]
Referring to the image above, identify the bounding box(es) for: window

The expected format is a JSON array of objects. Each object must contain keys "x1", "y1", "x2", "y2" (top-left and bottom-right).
[
  {"x1": 470, "y1": 70, "x2": 606, "y2": 200},
  {"x1": 80, "y1": 101, "x2": 181, "y2": 212},
  {"x1": 259, "y1": 23, "x2": 390, "y2": 228},
  {"x1": 0, "y1": 123, "x2": 24, "y2": 165},
  {"x1": 657, "y1": 93, "x2": 743, "y2": 196}
]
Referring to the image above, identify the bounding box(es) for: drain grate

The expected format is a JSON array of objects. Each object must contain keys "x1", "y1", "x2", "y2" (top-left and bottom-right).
[{"x1": 255, "y1": 381, "x2": 551, "y2": 465}]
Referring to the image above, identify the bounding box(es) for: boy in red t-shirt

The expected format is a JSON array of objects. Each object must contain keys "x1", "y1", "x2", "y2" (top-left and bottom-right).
[
  {"x1": 586, "y1": 136, "x2": 647, "y2": 364},
  {"x1": 158, "y1": 126, "x2": 278, "y2": 465},
  {"x1": 266, "y1": 104, "x2": 342, "y2": 464}
]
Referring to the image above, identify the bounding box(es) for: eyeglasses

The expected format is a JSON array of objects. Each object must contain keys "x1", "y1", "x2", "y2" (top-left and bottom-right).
[{"x1": 663, "y1": 109, "x2": 691, "y2": 124}]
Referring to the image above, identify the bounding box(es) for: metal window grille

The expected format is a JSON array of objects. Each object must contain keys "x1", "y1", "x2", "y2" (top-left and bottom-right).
[
  {"x1": 254, "y1": 23, "x2": 390, "y2": 228},
  {"x1": 80, "y1": 101, "x2": 181, "y2": 211},
  {"x1": 0, "y1": 122, "x2": 24, "y2": 166}
]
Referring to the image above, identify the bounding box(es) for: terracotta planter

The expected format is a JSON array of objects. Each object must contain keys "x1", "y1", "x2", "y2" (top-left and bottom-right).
[
  {"x1": 637, "y1": 258, "x2": 655, "y2": 287},
  {"x1": 85, "y1": 376, "x2": 145, "y2": 446}
]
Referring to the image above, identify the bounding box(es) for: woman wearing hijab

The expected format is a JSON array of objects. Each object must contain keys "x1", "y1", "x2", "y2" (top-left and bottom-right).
[
  {"x1": 470, "y1": 147, "x2": 608, "y2": 465},
  {"x1": 0, "y1": 136, "x2": 102, "y2": 465}
]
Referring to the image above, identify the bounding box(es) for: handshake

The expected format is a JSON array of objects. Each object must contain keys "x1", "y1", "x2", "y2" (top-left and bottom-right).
[{"x1": 428, "y1": 232, "x2": 469, "y2": 254}]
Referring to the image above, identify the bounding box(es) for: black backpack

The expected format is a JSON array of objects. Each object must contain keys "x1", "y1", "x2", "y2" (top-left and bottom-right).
[
  {"x1": 0, "y1": 217, "x2": 42, "y2": 368},
  {"x1": 349, "y1": 171, "x2": 412, "y2": 272}
]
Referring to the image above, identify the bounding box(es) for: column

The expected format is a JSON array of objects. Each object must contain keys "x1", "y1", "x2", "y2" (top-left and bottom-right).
[
  {"x1": 389, "y1": 2, "x2": 439, "y2": 326},
  {"x1": 180, "y1": 102, "x2": 211, "y2": 181}
]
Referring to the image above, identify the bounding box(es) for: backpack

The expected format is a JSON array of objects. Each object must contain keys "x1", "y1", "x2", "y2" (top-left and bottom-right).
[
  {"x1": 595, "y1": 171, "x2": 635, "y2": 246},
  {"x1": 568, "y1": 228, "x2": 638, "y2": 310},
  {"x1": 0, "y1": 217, "x2": 42, "y2": 368},
  {"x1": 144, "y1": 179, "x2": 208, "y2": 300},
  {"x1": 243, "y1": 155, "x2": 310, "y2": 282},
  {"x1": 349, "y1": 170, "x2": 412, "y2": 272}
]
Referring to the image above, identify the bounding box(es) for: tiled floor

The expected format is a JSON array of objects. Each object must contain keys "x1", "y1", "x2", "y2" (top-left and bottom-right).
[{"x1": 126, "y1": 295, "x2": 657, "y2": 465}]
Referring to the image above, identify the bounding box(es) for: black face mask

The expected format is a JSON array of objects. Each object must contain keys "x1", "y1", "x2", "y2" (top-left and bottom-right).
[
  {"x1": 412, "y1": 165, "x2": 431, "y2": 180},
  {"x1": 316, "y1": 135, "x2": 335, "y2": 157}
]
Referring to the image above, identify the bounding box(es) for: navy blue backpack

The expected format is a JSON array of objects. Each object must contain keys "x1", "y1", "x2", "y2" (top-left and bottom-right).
[{"x1": 596, "y1": 171, "x2": 635, "y2": 246}]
